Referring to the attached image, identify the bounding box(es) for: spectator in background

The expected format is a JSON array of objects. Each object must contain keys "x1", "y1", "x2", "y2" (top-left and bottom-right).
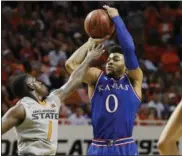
[
  {"x1": 140, "y1": 56, "x2": 158, "y2": 72},
  {"x1": 160, "y1": 39, "x2": 180, "y2": 73},
  {"x1": 19, "y1": 40, "x2": 36, "y2": 61},
  {"x1": 59, "y1": 104, "x2": 72, "y2": 119},
  {"x1": 68, "y1": 107, "x2": 88, "y2": 125},
  {"x1": 144, "y1": 6, "x2": 161, "y2": 42},
  {"x1": 175, "y1": 26, "x2": 182, "y2": 60},
  {"x1": 148, "y1": 92, "x2": 164, "y2": 119},
  {"x1": 161, "y1": 94, "x2": 171, "y2": 120},
  {"x1": 48, "y1": 45, "x2": 67, "y2": 67},
  {"x1": 148, "y1": 108, "x2": 159, "y2": 121},
  {"x1": 168, "y1": 93, "x2": 178, "y2": 115},
  {"x1": 127, "y1": 6, "x2": 145, "y2": 56},
  {"x1": 158, "y1": 3, "x2": 174, "y2": 43},
  {"x1": 138, "y1": 105, "x2": 150, "y2": 121},
  {"x1": 31, "y1": 11, "x2": 45, "y2": 31},
  {"x1": 49, "y1": 67, "x2": 65, "y2": 89},
  {"x1": 173, "y1": 71, "x2": 182, "y2": 92}
]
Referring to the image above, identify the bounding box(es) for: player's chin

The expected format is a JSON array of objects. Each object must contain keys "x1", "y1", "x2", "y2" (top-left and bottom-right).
[
  {"x1": 42, "y1": 87, "x2": 49, "y2": 96},
  {"x1": 45, "y1": 89, "x2": 49, "y2": 96},
  {"x1": 106, "y1": 71, "x2": 113, "y2": 78}
]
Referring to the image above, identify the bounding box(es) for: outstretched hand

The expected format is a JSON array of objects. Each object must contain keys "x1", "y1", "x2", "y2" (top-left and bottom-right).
[
  {"x1": 103, "y1": 5, "x2": 119, "y2": 18},
  {"x1": 87, "y1": 44, "x2": 105, "y2": 60}
]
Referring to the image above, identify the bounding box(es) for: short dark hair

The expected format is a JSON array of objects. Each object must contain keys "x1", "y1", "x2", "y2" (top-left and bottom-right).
[
  {"x1": 10, "y1": 73, "x2": 32, "y2": 98},
  {"x1": 108, "y1": 45, "x2": 123, "y2": 55}
]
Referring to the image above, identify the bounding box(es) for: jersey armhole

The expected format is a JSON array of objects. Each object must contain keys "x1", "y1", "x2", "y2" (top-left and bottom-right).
[
  {"x1": 90, "y1": 71, "x2": 103, "y2": 101},
  {"x1": 124, "y1": 73, "x2": 141, "y2": 101},
  {"x1": 48, "y1": 92, "x2": 62, "y2": 108}
]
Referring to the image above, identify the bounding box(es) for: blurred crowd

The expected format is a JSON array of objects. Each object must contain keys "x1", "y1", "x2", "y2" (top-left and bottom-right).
[{"x1": 1, "y1": 1, "x2": 182, "y2": 125}]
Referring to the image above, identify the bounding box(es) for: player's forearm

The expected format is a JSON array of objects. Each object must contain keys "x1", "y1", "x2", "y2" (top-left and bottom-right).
[
  {"x1": 2, "y1": 119, "x2": 12, "y2": 135},
  {"x1": 112, "y1": 16, "x2": 139, "y2": 70},
  {"x1": 65, "y1": 41, "x2": 90, "y2": 74},
  {"x1": 70, "y1": 56, "x2": 93, "y2": 83},
  {"x1": 60, "y1": 55, "x2": 93, "y2": 100}
]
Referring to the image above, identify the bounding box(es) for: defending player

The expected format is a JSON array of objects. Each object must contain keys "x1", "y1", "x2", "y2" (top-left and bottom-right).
[
  {"x1": 66, "y1": 5, "x2": 143, "y2": 155},
  {"x1": 2, "y1": 44, "x2": 104, "y2": 156},
  {"x1": 157, "y1": 100, "x2": 182, "y2": 155}
]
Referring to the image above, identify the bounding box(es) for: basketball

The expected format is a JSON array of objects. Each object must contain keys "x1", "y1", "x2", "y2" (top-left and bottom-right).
[{"x1": 84, "y1": 9, "x2": 115, "y2": 38}]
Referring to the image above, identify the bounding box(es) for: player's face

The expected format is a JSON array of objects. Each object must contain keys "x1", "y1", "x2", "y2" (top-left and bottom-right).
[
  {"x1": 26, "y1": 76, "x2": 48, "y2": 96},
  {"x1": 106, "y1": 53, "x2": 125, "y2": 78}
]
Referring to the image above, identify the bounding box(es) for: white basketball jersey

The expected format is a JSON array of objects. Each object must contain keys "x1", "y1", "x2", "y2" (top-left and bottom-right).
[{"x1": 15, "y1": 93, "x2": 61, "y2": 155}]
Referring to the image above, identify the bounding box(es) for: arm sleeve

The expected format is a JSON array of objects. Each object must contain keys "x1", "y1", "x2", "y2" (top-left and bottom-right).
[{"x1": 112, "y1": 16, "x2": 139, "y2": 70}]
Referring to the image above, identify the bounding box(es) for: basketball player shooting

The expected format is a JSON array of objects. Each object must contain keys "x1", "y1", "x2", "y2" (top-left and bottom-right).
[
  {"x1": 2, "y1": 44, "x2": 104, "y2": 156},
  {"x1": 157, "y1": 100, "x2": 182, "y2": 155},
  {"x1": 66, "y1": 5, "x2": 143, "y2": 156}
]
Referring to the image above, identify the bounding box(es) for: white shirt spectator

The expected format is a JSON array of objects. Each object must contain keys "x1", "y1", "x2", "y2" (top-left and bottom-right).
[
  {"x1": 148, "y1": 100, "x2": 164, "y2": 119},
  {"x1": 142, "y1": 76, "x2": 149, "y2": 89},
  {"x1": 48, "y1": 50, "x2": 67, "y2": 67},
  {"x1": 68, "y1": 114, "x2": 88, "y2": 125},
  {"x1": 39, "y1": 73, "x2": 51, "y2": 87},
  {"x1": 141, "y1": 59, "x2": 158, "y2": 71}
]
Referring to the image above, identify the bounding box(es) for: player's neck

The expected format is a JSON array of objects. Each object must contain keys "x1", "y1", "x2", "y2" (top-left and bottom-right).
[
  {"x1": 112, "y1": 72, "x2": 124, "y2": 80},
  {"x1": 31, "y1": 91, "x2": 43, "y2": 102}
]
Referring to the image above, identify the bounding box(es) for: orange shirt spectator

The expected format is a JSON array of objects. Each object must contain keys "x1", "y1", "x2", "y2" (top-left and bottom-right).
[
  {"x1": 161, "y1": 49, "x2": 180, "y2": 73},
  {"x1": 144, "y1": 44, "x2": 164, "y2": 63}
]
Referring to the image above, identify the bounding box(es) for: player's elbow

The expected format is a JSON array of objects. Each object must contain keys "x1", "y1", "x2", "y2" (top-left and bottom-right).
[
  {"x1": 157, "y1": 139, "x2": 166, "y2": 151},
  {"x1": 157, "y1": 137, "x2": 171, "y2": 152},
  {"x1": 124, "y1": 42, "x2": 135, "y2": 52}
]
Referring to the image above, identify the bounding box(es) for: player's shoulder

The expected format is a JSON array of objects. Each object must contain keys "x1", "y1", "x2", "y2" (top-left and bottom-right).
[
  {"x1": 8, "y1": 99, "x2": 26, "y2": 119},
  {"x1": 123, "y1": 72, "x2": 134, "y2": 84},
  {"x1": 47, "y1": 91, "x2": 62, "y2": 106},
  {"x1": 85, "y1": 67, "x2": 103, "y2": 85},
  {"x1": 17, "y1": 97, "x2": 35, "y2": 106},
  {"x1": 48, "y1": 91, "x2": 58, "y2": 100}
]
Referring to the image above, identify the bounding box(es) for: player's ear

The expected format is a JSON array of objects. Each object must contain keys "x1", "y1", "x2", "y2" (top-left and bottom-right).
[
  {"x1": 25, "y1": 78, "x2": 35, "y2": 91},
  {"x1": 26, "y1": 83, "x2": 35, "y2": 91}
]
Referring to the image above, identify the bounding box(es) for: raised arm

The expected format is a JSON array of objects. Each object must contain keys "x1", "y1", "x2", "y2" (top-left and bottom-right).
[
  {"x1": 104, "y1": 5, "x2": 143, "y2": 99},
  {"x1": 2, "y1": 103, "x2": 25, "y2": 135},
  {"x1": 65, "y1": 40, "x2": 91, "y2": 74},
  {"x1": 65, "y1": 38, "x2": 104, "y2": 84},
  {"x1": 52, "y1": 44, "x2": 104, "y2": 102},
  {"x1": 157, "y1": 100, "x2": 182, "y2": 155}
]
